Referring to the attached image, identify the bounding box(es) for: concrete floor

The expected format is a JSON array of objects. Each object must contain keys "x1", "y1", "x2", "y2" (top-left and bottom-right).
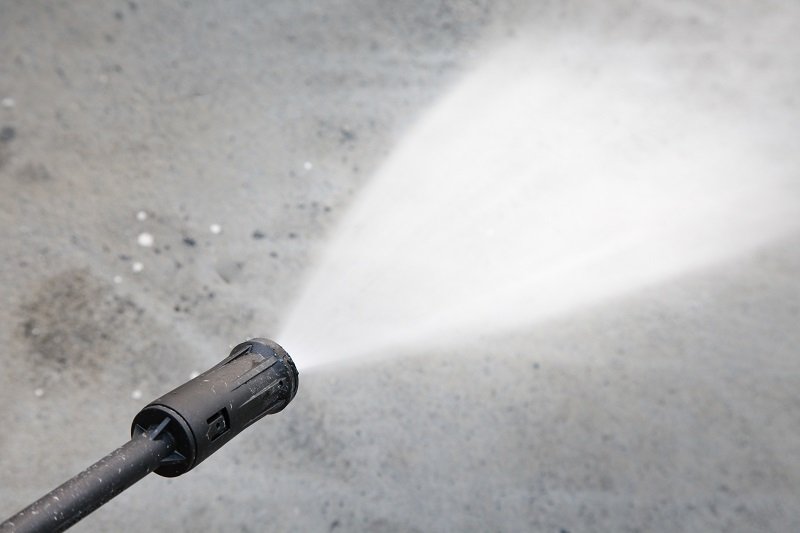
[{"x1": 1, "y1": 1, "x2": 799, "y2": 531}]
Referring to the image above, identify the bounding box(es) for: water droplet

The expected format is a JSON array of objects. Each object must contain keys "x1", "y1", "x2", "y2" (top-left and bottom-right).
[{"x1": 137, "y1": 232, "x2": 154, "y2": 247}]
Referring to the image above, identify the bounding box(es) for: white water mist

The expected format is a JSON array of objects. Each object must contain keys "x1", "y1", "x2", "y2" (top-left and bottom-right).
[{"x1": 279, "y1": 37, "x2": 800, "y2": 370}]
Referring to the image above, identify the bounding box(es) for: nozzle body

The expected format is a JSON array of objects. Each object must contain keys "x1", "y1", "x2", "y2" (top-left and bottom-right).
[
  {"x1": 132, "y1": 338, "x2": 299, "y2": 477},
  {"x1": 2, "y1": 338, "x2": 298, "y2": 533}
]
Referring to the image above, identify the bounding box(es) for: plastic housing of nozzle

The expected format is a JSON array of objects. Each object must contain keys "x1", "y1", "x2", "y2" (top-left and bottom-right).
[{"x1": 131, "y1": 338, "x2": 299, "y2": 477}]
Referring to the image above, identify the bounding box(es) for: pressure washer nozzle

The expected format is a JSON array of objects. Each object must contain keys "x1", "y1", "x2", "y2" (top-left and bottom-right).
[
  {"x1": 2, "y1": 338, "x2": 299, "y2": 533},
  {"x1": 131, "y1": 338, "x2": 299, "y2": 477}
]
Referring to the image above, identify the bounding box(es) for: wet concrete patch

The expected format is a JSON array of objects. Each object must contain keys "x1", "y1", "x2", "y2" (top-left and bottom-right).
[
  {"x1": 15, "y1": 267, "x2": 206, "y2": 396},
  {"x1": 18, "y1": 269, "x2": 145, "y2": 382},
  {"x1": 15, "y1": 162, "x2": 52, "y2": 182},
  {"x1": 0, "y1": 126, "x2": 15, "y2": 143}
]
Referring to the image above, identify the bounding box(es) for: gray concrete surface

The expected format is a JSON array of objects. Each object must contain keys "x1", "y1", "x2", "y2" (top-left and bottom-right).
[{"x1": 1, "y1": 1, "x2": 799, "y2": 531}]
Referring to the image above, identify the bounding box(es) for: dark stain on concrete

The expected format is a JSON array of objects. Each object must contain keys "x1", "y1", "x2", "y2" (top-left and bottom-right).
[
  {"x1": 16, "y1": 162, "x2": 52, "y2": 182},
  {"x1": 0, "y1": 126, "x2": 16, "y2": 143},
  {"x1": 18, "y1": 269, "x2": 144, "y2": 381},
  {"x1": 0, "y1": 128, "x2": 14, "y2": 171}
]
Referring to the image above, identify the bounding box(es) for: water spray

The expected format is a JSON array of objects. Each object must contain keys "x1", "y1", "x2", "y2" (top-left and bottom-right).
[{"x1": 0, "y1": 338, "x2": 299, "y2": 533}]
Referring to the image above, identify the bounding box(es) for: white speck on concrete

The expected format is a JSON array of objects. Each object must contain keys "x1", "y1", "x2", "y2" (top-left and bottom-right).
[
  {"x1": 131, "y1": 389, "x2": 142, "y2": 400},
  {"x1": 131, "y1": 261, "x2": 143, "y2": 273},
  {"x1": 1, "y1": 97, "x2": 14, "y2": 108},
  {"x1": 34, "y1": 388, "x2": 44, "y2": 398},
  {"x1": 136, "y1": 210, "x2": 148, "y2": 221},
  {"x1": 137, "y1": 232, "x2": 154, "y2": 247},
  {"x1": 209, "y1": 223, "x2": 222, "y2": 234},
  {"x1": 113, "y1": 275, "x2": 123, "y2": 284},
  {"x1": 189, "y1": 370, "x2": 200, "y2": 379},
  {"x1": 303, "y1": 161, "x2": 313, "y2": 170}
]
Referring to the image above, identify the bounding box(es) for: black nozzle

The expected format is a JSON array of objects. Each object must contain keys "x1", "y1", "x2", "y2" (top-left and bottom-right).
[
  {"x1": 131, "y1": 338, "x2": 299, "y2": 477},
  {"x1": 2, "y1": 338, "x2": 298, "y2": 533}
]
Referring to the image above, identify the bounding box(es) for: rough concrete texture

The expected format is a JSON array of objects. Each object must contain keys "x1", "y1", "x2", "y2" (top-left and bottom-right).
[{"x1": 1, "y1": 1, "x2": 799, "y2": 532}]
